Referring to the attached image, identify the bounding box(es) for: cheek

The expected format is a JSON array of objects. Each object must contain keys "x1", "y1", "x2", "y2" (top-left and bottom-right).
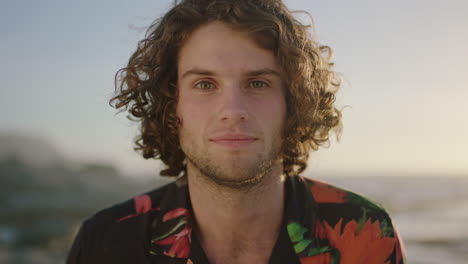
[
  {"x1": 177, "y1": 98, "x2": 208, "y2": 133},
  {"x1": 176, "y1": 93, "x2": 194, "y2": 125},
  {"x1": 257, "y1": 97, "x2": 286, "y2": 126}
]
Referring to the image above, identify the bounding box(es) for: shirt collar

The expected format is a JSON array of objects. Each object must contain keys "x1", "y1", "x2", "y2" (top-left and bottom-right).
[{"x1": 147, "y1": 175, "x2": 324, "y2": 263}]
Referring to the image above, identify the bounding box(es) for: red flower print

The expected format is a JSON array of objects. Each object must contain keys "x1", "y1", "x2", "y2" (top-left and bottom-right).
[
  {"x1": 310, "y1": 181, "x2": 347, "y2": 204},
  {"x1": 117, "y1": 195, "x2": 160, "y2": 222},
  {"x1": 163, "y1": 208, "x2": 191, "y2": 222},
  {"x1": 134, "y1": 195, "x2": 152, "y2": 214},
  {"x1": 314, "y1": 220, "x2": 327, "y2": 240},
  {"x1": 300, "y1": 252, "x2": 331, "y2": 264},
  {"x1": 154, "y1": 225, "x2": 191, "y2": 258},
  {"x1": 324, "y1": 218, "x2": 396, "y2": 264},
  {"x1": 153, "y1": 208, "x2": 192, "y2": 258}
]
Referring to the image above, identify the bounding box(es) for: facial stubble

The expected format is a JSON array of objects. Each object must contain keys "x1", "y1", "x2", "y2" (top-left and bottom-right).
[{"x1": 182, "y1": 135, "x2": 283, "y2": 191}]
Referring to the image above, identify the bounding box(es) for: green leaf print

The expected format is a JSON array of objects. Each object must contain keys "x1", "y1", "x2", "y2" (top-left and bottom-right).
[
  {"x1": 287, "y1": 222, "x2": 307, "y2": 243},
  {"x1": 294, "y1": 239, "x2": 312, "y2": 253},
  {"x1": 380, "y1": 218, "x2": 394, "y2": 237},
  {"x1": 307, "y1": 246, "x2": 329, "y2": 256},
  {"x1": 356, "y1": 208, "x2": 369, "y2": 234}
]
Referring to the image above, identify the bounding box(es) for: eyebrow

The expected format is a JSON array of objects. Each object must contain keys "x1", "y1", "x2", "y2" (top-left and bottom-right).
[
  {"x1": 246, "y1": 68, "x2": 282, "y2": 78},
  {"x1": 181, "y1": 68, "x2": 216, "y2": 79},
  {"x1": 180, "y1": 67, "x2": 282, "y2": 79}
]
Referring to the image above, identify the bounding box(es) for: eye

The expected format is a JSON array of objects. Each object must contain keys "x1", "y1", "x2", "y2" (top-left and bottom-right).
[
  {"x1": 249, "y1": 80, "x2": 268, "y2": 89},
  {"x1": 194, "y1": 80, "x2": 215, "y2": 91}
]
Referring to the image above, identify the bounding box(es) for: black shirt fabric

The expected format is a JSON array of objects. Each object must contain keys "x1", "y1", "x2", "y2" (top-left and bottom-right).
[{"x1": 67, "y1": 175, "x2": 406, "y2": 264}]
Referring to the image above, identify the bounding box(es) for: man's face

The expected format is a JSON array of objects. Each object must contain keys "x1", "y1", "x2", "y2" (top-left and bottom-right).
[{"x1": 176, "y1": 21, "x2": 286, "y2": 189}]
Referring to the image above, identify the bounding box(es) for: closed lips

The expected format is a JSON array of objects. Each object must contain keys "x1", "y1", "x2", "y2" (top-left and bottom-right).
[{"x1": 209, "y1": 134, "x2": 258, "y2": 141}]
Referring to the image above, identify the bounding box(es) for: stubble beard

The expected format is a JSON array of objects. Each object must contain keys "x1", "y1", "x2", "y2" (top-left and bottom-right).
[{"x1": 183, "y1": 139, "x2": 283, "y2": 191}]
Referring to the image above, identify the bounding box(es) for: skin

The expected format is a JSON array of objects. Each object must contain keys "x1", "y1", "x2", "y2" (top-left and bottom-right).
[{"x1": 176, "y1": 21, "x2": 287, "y2": 264}]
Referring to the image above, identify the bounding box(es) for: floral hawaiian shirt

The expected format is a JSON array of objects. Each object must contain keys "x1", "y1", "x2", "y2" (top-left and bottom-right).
[{"x1": 67, "y1": 175, "x2": 406, "y2": 264}]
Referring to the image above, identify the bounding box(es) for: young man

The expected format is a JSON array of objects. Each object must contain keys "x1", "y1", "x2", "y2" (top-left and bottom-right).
[{"x1": 67, "y1": 0, "x2": 406, "y2": 263}]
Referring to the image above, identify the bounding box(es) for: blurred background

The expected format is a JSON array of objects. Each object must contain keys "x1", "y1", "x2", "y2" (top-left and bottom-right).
[{"x1": 1, "y1": 0, "x2": 467, "y2": 263}]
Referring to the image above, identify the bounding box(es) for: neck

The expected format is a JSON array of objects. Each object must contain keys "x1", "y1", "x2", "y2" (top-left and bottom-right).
[{"x1": 187, "y1": 162, "x2": 285, "y2": 264}]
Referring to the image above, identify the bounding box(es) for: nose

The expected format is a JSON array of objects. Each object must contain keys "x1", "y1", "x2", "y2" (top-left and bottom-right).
[{"x1": 218, "y1": 86, "x2": 248, "y2": 125}]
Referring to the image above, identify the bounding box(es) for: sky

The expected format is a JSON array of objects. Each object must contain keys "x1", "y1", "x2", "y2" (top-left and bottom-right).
[{"x1": 2, "y1": 0, "x2": 467, "y2": 177}]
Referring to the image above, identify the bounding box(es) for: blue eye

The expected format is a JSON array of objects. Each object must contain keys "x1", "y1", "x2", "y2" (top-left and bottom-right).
[
  {"x1": 250, "y1": 80, "x2": 268, "y2": 89},
  {"x1": 195, "y1": 81, "x2": 214, "y2": 90}
]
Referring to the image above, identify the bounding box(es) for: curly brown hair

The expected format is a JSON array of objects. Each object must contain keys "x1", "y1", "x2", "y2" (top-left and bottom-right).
[{"x1": 110, "y1": 0, "x2": 342, "y2": 177}]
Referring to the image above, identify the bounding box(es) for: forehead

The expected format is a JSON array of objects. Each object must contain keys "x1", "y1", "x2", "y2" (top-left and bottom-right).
[{"x1": 177, "y1": 21, "x2": 282, "y2": 76}]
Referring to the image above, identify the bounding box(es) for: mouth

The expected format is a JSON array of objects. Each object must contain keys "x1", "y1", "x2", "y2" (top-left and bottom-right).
[{"x1": 209, "y1": 134, "x2": 258, "y2": 147}]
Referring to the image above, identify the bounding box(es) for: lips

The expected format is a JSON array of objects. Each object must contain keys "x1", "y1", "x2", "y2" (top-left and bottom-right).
[{"x1": 209, "y1": 134, "x2": 258, "y2": 147}]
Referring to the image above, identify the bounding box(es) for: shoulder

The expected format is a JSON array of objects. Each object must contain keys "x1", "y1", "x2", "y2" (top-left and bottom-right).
[
  {"x1": 302, "y1": 176, "x2": 390, "y2": 217},
  {"x1": 297, "y1": 176, "x2": 406, "y2": 264},
  {"x1": 296, "y1": 176, "x2": 398, "y2": 240},
  {"x1": 67, "y1": 181, "x2": 178, "y2": 263},
  {"x1": 85, "y1": 180, "x2": 175, "y2": 230}
]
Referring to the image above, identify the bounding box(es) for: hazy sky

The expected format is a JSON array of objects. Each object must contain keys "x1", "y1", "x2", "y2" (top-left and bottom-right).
[{"x1": 2, "y1": 0, "x2": 467, "y2": 177}]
